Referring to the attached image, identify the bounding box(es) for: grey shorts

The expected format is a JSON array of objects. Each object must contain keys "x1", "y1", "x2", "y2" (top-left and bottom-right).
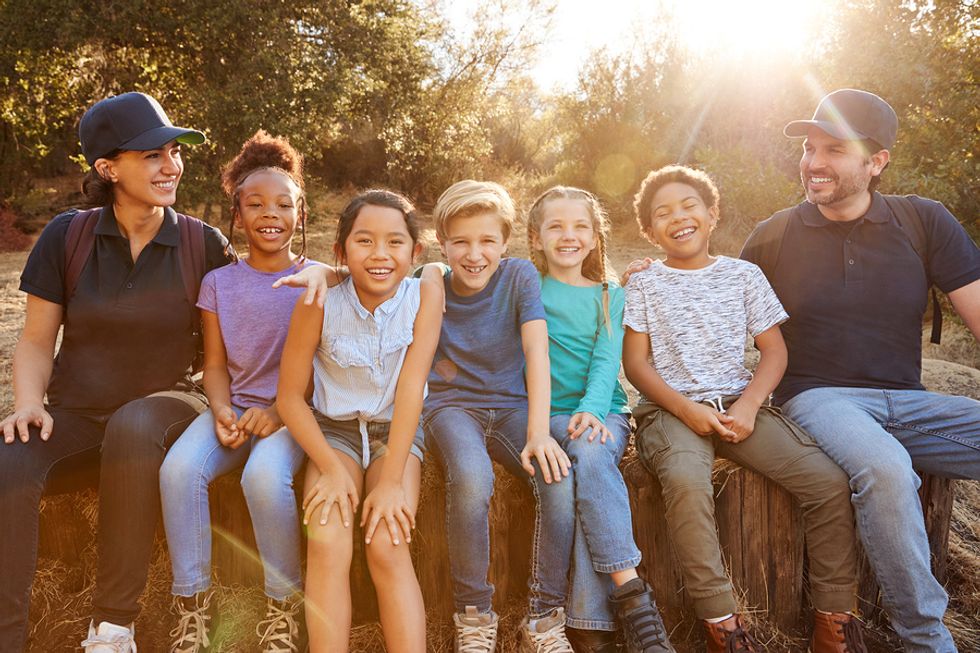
[{"x1": 313, "y1": 411, "x2": 425, "y2": 470}]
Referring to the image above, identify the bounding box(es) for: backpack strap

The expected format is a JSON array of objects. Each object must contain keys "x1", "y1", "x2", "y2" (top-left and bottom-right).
[
  {"x1": 752, "y1": 206, "x2": 796, "y2": 276},
  {"x1": 175, "y1": 212, "x2": 207, "y2": 309},
  {"x1": 882, "y1": 195, "x2": 942, "y2": 344},
  {"x1": 63, "y1": 208, "x2": 101, "y2": 304}
]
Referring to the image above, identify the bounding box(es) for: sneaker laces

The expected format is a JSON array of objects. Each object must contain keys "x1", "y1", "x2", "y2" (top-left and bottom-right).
[
  {"x1": 456, "y1": 621, "x2": 497, "y2": 653},
  {"x1": 81, "y1": 630, "x2": 137, "y2": 653},
  {"x1": 722, "y1": 625, "x2": 761, "y2": 653},
  {"x1": 525, "y1": 623, "x2": 573, "y2": 653},
  {"x1": 839, "y1": 617, "x2": 868, "y2": 653},
  {"x1": 256, "y1": 599, "x2": 301, "y2": 653},
  {"x1": 627, "y1": 603, "x2": 668, "y2": 648},
  {"x1": 169, "y1": 595, "x2": 212, "y2": 653}
]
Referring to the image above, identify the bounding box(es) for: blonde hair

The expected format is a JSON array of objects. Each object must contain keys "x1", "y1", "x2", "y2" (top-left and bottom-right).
[
  {"x1": 433, "y1": 180, "x2": 515, "y2": 242},
  {"x1": 525, "y1": 185, "x2": 616, "y2": 336}
]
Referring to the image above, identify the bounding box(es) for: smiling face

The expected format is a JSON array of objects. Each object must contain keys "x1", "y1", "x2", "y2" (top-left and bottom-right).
[
  {"x1": 337, "y1": 204, "x2": 421, "y2": 311},
  {"x1": 646, "y1": 181, "x2": 718, "y2": 269},
  {"x1": 531, "y1": 198, "x2": 597, "y2": 281},
  {"x1": 234, "y1": 169, "x2": 302, "y2": 261},
  {"x1": 800, "y1": 127, "x2": 887, "y2": 211},
  {"x1": 440, "y1": 211, "x2": 509, "y2": 296},
  {"x1": 99, "y1": 140, "x2": 183, "y2": 209}
]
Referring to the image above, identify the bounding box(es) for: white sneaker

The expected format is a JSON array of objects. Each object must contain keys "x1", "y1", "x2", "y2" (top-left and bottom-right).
[
  {"x1": 520, "y1": 607, "x2": 573, "y2": 653},
  {"x1": 454, "y1": 606, "x2": 498, "y2": 653},
  {"x1": 81, "y1": 620, "x2": 137, "y2": 653}
]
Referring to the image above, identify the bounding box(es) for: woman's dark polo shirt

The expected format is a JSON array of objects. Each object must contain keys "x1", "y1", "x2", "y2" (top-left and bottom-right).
[
  {"x1": 742, "y1": 193, "x2": 980, "y2": 405},
  {"x1": 20, "y1": 206, "x2": 229, "y2": 413}
]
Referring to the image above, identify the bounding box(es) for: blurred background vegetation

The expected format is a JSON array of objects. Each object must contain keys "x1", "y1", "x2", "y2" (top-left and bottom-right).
[{"x1": 0, "y1": 0, "x2": 976, "y2": 252}]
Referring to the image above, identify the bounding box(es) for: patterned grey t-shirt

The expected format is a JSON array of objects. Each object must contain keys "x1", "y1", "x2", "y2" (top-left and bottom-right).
[{"x1": 623, "y1": 256, "x2": 788, "y2": 402}]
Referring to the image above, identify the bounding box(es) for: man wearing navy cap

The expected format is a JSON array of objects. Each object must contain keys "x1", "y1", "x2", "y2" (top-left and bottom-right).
[{"x1": 741, "y1": 89, "x2": 980, "y2": 652}]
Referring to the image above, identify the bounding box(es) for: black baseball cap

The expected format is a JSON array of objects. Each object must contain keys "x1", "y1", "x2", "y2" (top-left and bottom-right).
[
  {"x1": 784, "y1": 89, "x2": 898, "y2": 150},
  {"x1": 79, "y1": 92, "x2": 206, "y2": 165}
]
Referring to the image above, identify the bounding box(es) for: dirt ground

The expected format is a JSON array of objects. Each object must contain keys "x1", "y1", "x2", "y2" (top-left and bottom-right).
[{"x1": 1, "y1": 198, "x2": 978, "y2": 651}]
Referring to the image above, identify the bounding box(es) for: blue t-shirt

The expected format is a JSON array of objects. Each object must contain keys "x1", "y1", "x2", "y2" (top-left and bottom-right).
[
  {"x1": 741, "y1": 193, "x2": 980, "y2": 404},
  {"x1": 424, "y1": 257, "x2": 547, "y2": 412}
]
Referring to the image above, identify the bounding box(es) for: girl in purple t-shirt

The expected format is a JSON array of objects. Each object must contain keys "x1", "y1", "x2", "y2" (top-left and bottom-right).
[{"x1": 160, "y1": 131, "x2": 328, "y2": 652}]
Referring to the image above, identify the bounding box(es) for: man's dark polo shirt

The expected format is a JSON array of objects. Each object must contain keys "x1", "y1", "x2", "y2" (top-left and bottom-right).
[
  {"x1": 20, "y1": 205, "x2": 229, "y2": 413},
  {"x1": 741, "y1": 192, "x2": 980, "y2": 405}
]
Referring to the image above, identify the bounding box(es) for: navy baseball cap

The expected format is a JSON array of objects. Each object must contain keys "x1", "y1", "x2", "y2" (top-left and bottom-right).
[
  {"x1": 79, "y1": 92, "x2": 206, "y2": 165},
  {"x1": 784, "y1": 89, "x2": 898, "y2": 150}
]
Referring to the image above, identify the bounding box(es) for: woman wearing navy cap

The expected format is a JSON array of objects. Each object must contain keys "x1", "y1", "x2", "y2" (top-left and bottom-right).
[{"x1": 0, "y1": 93, "x2": 231, "y2": 652}]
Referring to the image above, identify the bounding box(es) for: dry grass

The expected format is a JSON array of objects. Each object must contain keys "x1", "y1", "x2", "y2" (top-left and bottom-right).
[{"x1": 3, "y1": 193, "x2": 979, "y2": 651}]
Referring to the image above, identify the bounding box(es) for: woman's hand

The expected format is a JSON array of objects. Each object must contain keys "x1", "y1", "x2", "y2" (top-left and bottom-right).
[
  {"x1": 567, "y1": 411, "x2": 612, "y2": 443},
  {"x1": 2, "y1": 403, "x2": 53, "y2": 444},
  {"x1": 236, "y1": 406, "x2": 282, "y2": 438},
  {"x1": 520, "y1": 433, "x2": 571, "y2": 484},
  {"x1": 303, "y1": 466, "x2": 359, "y2": 528},
  {"x1": 360, "y1": 479, "x2": 415, "y2": 546}
]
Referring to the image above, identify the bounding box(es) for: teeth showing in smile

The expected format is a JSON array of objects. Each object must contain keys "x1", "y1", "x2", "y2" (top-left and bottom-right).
[
  {"x1": 810, "y1": 176, "x2": 833, "y2": 184},
  {"x1": 257, "y1": 227, "x2": 283, "y2": 234},
  {"x1": 462, "y1": 264, "x2": 487, "y2": 274},
  {"x1": 557, "y1": 246, "x2": 580, "y2": 253},
  {"x1": 153, "y1": 180, "x2": 175, "y2": 189},
  {"x1": 671, "y1": 227, "x2": 696, "y2": 239},
  {"x1": 367, "y1": 268, "x2": 392, "y2": 275}
]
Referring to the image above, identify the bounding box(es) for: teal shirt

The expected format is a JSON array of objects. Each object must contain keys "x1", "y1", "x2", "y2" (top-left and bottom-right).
[{"x1": 540, "y1": 275, "x2": 630, "y2": 418}]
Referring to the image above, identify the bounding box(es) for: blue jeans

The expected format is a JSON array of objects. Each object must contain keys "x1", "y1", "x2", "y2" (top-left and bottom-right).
[
  {"x1": 423, "y1": 407, "x2": 576, "y2": 617},
  {"x1": 552, "y1": 412, "x2": 640, "y2": 630},
  {"x1": 783, "y1": 387, "x2": 980, "y2": 653},
  {"x1": 160, "y1": 408, "x2": 307, "y2": 600}
]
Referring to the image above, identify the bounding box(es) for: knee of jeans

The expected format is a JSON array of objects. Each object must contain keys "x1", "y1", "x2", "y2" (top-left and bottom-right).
[
  {"x1": 103, "y1": 398, "x2": 170, "y2": 455},
  {"x1": 656, "y1": 451, "x2": 713, "y2": 496},
  {"x1": 851, "y1": 458, "x2": 921, "y2": 500},
  {"x1": 241, "y1": 459, "x2": 293, "y2": 505},
  {"x1": 447, "y1": 471, "x2": 494, "y2": 512},
  {"x1": 159, "y1": 451, "x2": 198, "y2": 495},
  {"x1": 566, "y1": 437, "x2": 615, "y2": 473}
]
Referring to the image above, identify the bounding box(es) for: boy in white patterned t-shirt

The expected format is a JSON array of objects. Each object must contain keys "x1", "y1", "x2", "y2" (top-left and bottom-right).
[{"x1": 621, "y1": 166, "x2": 867, "y2": 653}]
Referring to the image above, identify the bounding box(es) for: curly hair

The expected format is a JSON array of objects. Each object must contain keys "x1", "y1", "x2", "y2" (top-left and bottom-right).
[
  {"x1": 633, "y1": 165, "x2": 720, "y2": 237},
  {"x1": 221, "y1": 130, "x2": 307, "y2": 259}
]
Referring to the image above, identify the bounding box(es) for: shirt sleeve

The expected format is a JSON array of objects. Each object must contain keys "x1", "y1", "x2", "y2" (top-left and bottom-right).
[
  {"x1": 18, "y1": 211, "x2": 74, "y2": 305},
  {"x1": 622, "y1": 273, "x2": 650, "y2": 333},
  {"x1": 576, "y1": 285, "x2": 625, "y2": 419},
  {"x1": 743, "y1": 263, "x2": 789, "y2": 337},
  {"x1": 196, "y1": 269, "x2": 219, "y2": 313},
  {"x1": 513, "y1": 259, "x2": 546, "y2": 324},
  {"x1": 913, "y1": 197, "x2": 980, "y2": 294}
]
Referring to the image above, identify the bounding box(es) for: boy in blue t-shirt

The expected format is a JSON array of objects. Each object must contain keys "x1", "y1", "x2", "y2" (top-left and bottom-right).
[{"x1": 422, "y1": 180, "x2": 576, "y2": 652}]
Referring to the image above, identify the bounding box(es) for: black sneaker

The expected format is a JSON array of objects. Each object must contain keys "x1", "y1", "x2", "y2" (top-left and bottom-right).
[
  {"x1": 610, "y1": 579, "x2": 676, "y2": 653},
  {"x1": 567, "y1": 626, "x2": 621, "y2": 652},
  {"x1": 169, "y1": 590, "x2": 216, "y2": 653}
]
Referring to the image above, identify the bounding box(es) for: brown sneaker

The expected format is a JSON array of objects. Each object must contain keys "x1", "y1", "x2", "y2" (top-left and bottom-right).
[
  {"x1": 703, "y1": 615, "x2": 760, "y2": 653},
  {"x1": 811, "y1": 612, "x2": 868, "y2": 653}
]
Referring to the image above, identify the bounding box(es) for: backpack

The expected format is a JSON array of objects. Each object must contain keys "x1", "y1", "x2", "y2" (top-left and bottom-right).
[
  {"x1": 751, "y1": 195, "x2": 943, "y2": 344},
  {"x1": 62, "y1": 207, "x2": 208, "y2": 369}
]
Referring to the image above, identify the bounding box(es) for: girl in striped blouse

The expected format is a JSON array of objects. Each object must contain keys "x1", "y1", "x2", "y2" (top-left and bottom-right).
[{"x1": 277, "y1": 190, "x2": 443, "y2": 652}]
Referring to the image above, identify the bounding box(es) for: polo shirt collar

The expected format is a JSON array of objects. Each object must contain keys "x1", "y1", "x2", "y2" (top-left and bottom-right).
[
  {"x1": 93, "y1": 205, "x2": 180, "y2": 246},
  {"x1": 341, "y1": 275, "x2": 407, "y2": 319},
  {"x1": 799, "y1": 192, "x2": 890, "y2": 227}
]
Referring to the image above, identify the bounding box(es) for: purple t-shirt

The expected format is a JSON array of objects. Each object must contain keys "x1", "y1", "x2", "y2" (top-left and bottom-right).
[{"x1": 197, "y1": 258, "x2": 316, "y2": 409}]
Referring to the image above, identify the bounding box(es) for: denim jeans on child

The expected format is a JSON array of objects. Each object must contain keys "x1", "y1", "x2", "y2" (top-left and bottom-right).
[
  {"x1": 783, "y1": 386, "x2": 980, "y2": 653},
  {"x1": 424, "y1": 407, "x2": 576, "y2": 617},
  {"x1": 552, "y1": 412, "x2": 640, "y2": 630},
  {"x1": 160, "y1": 408, "x2": 307, "y2": 600}
]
